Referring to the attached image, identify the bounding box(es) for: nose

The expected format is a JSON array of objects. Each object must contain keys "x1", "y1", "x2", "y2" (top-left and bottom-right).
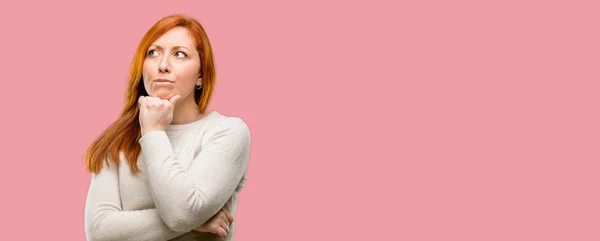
[{"x1": 158, "y1": 55, "x2": 171, "y2": 73}]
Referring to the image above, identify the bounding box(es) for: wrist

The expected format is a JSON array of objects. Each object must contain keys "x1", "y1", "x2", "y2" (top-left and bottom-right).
[{"x1": 141, "y1": 127, "x2": 165, "y2": 136}]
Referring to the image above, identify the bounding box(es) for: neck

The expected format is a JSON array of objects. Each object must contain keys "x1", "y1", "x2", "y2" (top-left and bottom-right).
[{"x1": 170, "y1": 96, "x2": 202, "y2": 125}]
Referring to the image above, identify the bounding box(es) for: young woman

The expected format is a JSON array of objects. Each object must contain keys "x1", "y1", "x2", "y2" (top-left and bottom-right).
[{"x1": 84, "y1": 14, "x2": 251, "y2": 241}]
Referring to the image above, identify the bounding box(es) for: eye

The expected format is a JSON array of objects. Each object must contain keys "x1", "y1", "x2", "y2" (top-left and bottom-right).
[
  {"x1": 147, "y1": 49, "x2": 159, "y2": 57},
  {"x1": 175, "y1": 51, "x2": 188, "y2": 58}
]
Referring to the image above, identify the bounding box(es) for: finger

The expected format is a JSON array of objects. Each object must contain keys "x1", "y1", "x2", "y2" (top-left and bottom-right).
[
  {"x1": 220, "y1": 220, "x2": 230, "y2": 233},
  {"x1": 223, "y1": 210, "x2": 234, "y2": 223},
  {"x1": 161, "y1": 99, "x2": 172, "y2": 108},
  {"x1": 142, "y1": 97, "x2": 152, "y2": 107},
  {"x1": 220, "y1": 212, "x2": 231, "y2": 223},
  {"x1": 138, "y1": 96, "x2": 147, "y2": 109},
  {"x1": 215, "y1": 227, "x2": 227, "y2": 237},
  {"x1": 149, "y1": 97, "x2": 160, "y2": 107},
  {"x1": 169, "y1": 94, "x2": 181, "y2": 106}
]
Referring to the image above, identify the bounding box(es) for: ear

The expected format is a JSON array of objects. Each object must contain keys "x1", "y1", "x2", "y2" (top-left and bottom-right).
[{"x1": 196, "y1": 77, "x2": 202, "y2": 87}]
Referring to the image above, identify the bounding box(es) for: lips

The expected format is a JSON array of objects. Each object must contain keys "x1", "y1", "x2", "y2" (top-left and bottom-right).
[{"x1": 154, "y1": 78, "x2": 173, "y2": 83}]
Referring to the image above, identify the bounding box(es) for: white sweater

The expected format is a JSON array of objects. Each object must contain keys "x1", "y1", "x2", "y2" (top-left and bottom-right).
[{"x1": 84, "y1": 111, "x2": 251, "y2": 241}]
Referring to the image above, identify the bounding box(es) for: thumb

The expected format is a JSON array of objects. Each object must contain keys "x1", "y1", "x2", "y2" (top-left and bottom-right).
[{"x1": 169, "y1": 95, "x2": 182, "y2": 106}]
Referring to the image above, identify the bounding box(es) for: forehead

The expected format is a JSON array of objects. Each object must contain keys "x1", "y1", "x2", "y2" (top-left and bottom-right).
[{"x1": 151, "y1": 27, "x2": 196, "y2": 49}]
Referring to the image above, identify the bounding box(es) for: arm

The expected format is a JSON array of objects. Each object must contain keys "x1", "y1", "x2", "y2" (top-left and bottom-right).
[
  {"x1": 139, "y1": 118, "x2": 251, "y2": 232},
  {"x1": 84, "y1": 159, "x2": 186, "y2": 241}
]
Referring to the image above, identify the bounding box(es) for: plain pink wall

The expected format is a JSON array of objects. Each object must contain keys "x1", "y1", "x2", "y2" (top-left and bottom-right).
[{"x1": 0, "y1": 0, "x2": 599, "y2": 240}]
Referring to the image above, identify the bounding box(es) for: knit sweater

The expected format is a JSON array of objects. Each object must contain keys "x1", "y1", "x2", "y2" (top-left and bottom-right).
[{"x1": 84, "y1": 111, "x2": 251, "y2": 241}]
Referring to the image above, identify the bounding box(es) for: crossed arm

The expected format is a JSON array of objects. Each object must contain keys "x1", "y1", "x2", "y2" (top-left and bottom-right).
[
  {"x1": 84, "y1": 161, "x2": 185, "y2": 241},
  {"x1": 138, "y1": 118, "x2": 251, "y2": 232},
  {"x1": 84, "y1": 118, "x2": 251, "y2": 240}
]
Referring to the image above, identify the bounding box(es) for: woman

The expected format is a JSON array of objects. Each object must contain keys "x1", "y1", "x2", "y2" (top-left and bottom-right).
[{"x1": 84, "y1": 14, "x2": 251, "y2": 241}]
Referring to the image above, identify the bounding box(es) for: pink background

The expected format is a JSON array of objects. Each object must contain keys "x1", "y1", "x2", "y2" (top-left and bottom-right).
[{"x1": 1, "y1": 0, "x2": 599, "y2": 240}]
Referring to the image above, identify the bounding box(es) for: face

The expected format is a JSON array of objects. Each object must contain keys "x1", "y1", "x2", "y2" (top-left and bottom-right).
[{"x1": 142, "y1": 26, "x2": 202, "y2": 101}]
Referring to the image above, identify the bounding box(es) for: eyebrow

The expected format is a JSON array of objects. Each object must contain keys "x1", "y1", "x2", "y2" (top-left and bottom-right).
[{"x1": 149, "y1": 45, "x2": 192, "y2": 51}]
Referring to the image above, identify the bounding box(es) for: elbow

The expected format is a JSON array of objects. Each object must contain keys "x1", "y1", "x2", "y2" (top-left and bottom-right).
[
  {"x1": 85, "y1": 212, "x2": 116, "y2": 241},
  {"x1": 85, "y1": 224, "x2": 109, "y2": 241},
  {"x1": 86, "y1": 231, "x2": 104, "y2": 241}
]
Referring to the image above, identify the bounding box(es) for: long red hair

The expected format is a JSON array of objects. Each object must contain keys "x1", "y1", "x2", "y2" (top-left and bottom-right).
[{"x1": 85, "y1": 14, "x2": 216, "y2": 174}]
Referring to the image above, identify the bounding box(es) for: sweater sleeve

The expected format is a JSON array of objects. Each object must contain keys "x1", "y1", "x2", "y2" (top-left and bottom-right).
[
  {"x1": 84, "y1": 158, "x2": 186, "y2": 241},
  {"x1": 138, "y1": 118, "x2": 251, "y2": 232}
]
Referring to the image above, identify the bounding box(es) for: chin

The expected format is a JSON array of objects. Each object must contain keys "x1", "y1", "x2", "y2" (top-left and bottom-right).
[{"x1": 153, "y1": 90, "x2": 175, "y2": 100}]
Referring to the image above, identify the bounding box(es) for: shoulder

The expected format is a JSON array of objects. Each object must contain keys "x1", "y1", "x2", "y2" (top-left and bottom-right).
[{"x1": 204, "y1": 111, "x2": 251, "y2": 143}]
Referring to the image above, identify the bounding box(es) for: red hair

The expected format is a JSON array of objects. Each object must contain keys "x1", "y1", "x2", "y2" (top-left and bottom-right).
[{"x1": 85, "y1": 14, "x2": 216, "y2": 174}]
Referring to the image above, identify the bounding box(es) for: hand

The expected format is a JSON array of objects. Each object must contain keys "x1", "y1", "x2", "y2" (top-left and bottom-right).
[
  {"x1": 138, "y1": 95, "x2": 181, "y2": 135},
  {"x1": 193, "y1": 208, "x2": 235, "y2": 238}
]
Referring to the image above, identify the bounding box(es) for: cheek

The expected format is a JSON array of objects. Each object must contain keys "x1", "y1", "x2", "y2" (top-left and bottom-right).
[
  {"x1": 177, "y1": 64, "x2": 201, "y2": 83},
  {"x1": 140, "y1": 65, "x2": 152, "y2": 93},
  {"x1": 142, "y1": 64, "x2": 156, "y2": 86},
  {"x1": 142, "y1": 63, "x2": 151, "y2": 79}
]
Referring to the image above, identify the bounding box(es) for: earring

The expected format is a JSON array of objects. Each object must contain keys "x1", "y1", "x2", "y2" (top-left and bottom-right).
[{"x1": 196, "y1": 76, "x2": 203, "y2": 90}]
